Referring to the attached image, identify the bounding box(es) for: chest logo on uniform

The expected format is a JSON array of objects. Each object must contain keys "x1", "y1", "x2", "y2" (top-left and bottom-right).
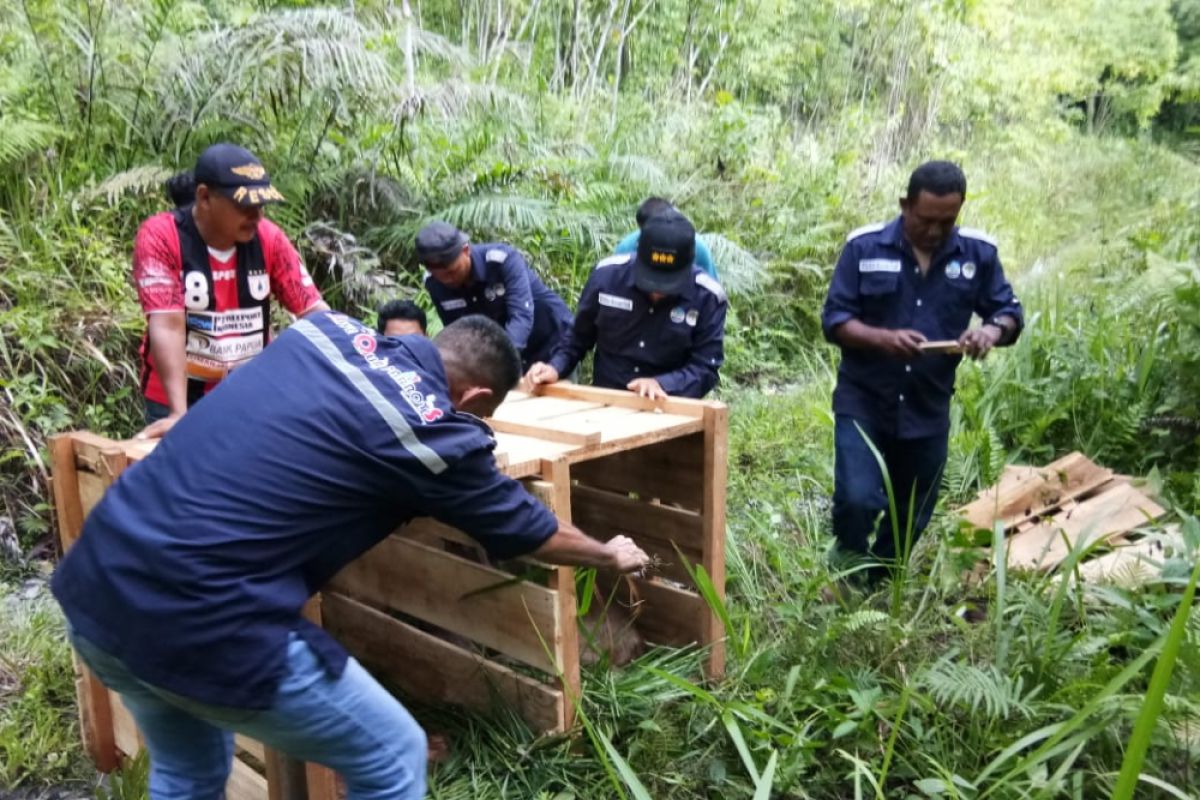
[
  {"x1": 962, "y1": 261, "x2": 976, "y2": 280},
  {"x1": 685, "y1": 309, "x2": 699, "y2": 327},
  {"x1": 441, "y1": 298, "x2": 468, "y2": 311},
  {"x1": 946, "y1": 261, "x2": 962, "y2": 280},
  {"x1": 670, "y1": 306, "x2": 686, "y2": 323},
  {"x1": 599, "y1": 292, "x2": 633, "y2": 311},
  {"x1": 484, "y1": 283, "x2": 506, "y2": 302},
  {"x1": 247, "y1": 270, "x2": 270, "y2": 301}
]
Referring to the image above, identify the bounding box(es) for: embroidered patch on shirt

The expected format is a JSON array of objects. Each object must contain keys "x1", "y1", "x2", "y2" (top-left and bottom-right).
[
  {"x1": 598, "y1": 292, "x2": 633, "y2": 311},
  {"x1": 859, "y1": 259, "x2": 901, "y2": 273}
]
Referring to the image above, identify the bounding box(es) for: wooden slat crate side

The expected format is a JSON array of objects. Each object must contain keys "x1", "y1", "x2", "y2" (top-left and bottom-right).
[
  {"x1": 570, "y1": 484, "x2": 706, "y2": 552},
  {"x1": 571, "y1": 434, "x2": 705, "y2": 510},
  {"x1": 701, "y1": 404, "x2": 728, "y2": 678},
  {"x1": 327, "y1": 536, "x2": 562, "y2": 673},
  {"x1": 540, "y1": 458, "x2": 579, "y2": 730},
  {"x1": 625, "y1": 578, "x2": 706, "y2": 649},
  {"x1": 323, "y1": 593, "x2": 565, "y2": 733}
]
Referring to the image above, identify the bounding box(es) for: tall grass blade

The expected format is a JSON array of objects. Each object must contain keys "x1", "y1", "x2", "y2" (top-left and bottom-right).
[{"x1": 1110, "y1": 521, "x2": 1200, "y2": 800}]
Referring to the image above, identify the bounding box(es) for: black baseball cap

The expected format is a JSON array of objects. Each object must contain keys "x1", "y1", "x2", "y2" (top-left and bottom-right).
[
  {"x1": 193, "y1": 143, "x2": 285, "y2": 207},
  {"x1": 415, "y1": 221, "x2": 469, "y2": 265},
  {"x1": 634, "y1": 211, "x2": 696, "y2": 295}
]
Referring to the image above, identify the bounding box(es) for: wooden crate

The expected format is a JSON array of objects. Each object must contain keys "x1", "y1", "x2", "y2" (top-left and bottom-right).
[{"x1": 50, "y1": 383, "x2": 727, "y2": 795}]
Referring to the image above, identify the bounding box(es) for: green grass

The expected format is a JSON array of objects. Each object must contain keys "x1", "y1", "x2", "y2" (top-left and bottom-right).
[{"x1": 5, "y1": 383, "x2": 1196, "y2": 798}]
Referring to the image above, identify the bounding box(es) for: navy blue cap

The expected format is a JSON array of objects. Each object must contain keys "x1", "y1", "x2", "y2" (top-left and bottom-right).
[
  {"x1": 415, "y1": 221, "x2": 468, "y2": 265},
  {"x1": 193, "y1": 143, "x2": 284, "y2": 207},
  {"x1": 634, "y1": 211, "x2": 695, "y2": 295}
]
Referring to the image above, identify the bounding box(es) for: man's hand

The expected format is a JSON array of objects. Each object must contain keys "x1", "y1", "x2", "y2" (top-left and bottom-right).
[
  {"x1": 605, "y1": 535, "x2": 650, "y2": 574},
  {"x1": 524, "y1": 362, "x2": 559, "y2": 391},
  {"x1": 136, "y1": 412, "x2": 183, "y2": 441},
  {"x1": 873, "y1": 328, "x2": 927, "y2": 359},
  {"x1": 959, "y1": 324, "x2": 1002, "y2": 360},
  {"x1": 626, "y1": 377, "x2": 667, "y2": 400}
]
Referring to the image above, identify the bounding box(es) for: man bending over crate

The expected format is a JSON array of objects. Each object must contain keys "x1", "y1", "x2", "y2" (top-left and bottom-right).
[
  {"x1": 525, "y1": 210, "x2": 728, "y2": 400},
  {"x1": 50, "y1": 312, "x2": 649, "y2": 800}
]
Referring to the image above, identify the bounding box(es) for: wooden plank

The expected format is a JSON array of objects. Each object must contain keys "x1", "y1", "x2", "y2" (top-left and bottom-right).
[
  {"x1": 323, "y1": 593, "x2": 565, "y2": 733},
  {"x1": 534, "y1": 382, "x2": 708, "y2": 419},
  {"x1": 305, "y1": 763, "x2": 341, "y2": 800},
  {"x1": 701, "y1": 403, "x2": 728, "y2": 678},
  {"x1": 918, "y1": 340, "x2": 963, "y2": 354},
  {"x1": 70, "y1": 655, "x2": 119, "y2": 771},
  {"x1": 542, "y1": 405, "x2": 702, "y2": 447},
  {"x1": 572, "y1": 434, "x2": 705, "y2": 509},
  {"x1": 49, "y1": 434, "x2": 86, "y2": 552},
  {"x1": 628, "y1": 578, "x2": 705, "y2": 649},
  {"x1": 487, "y1": 417, "x2": 600, "y2": 446},
  {"x1": 53, "y1": 434, "x2": 120, "y2": 772},
  {"x1": 70, "y1": 432, "x2": 126, "y2": 472},
  {"x1": 490, "y1": 396, "x2": 606, "y2": 423},
  {"x1": 227, "y1": 754, "x2": 269, "y2": 800},
  {"x1": 265, "y1": 749, "x2": 306, "y2": 800},
  {"x1": 109, "y1": 690, "x2": 140, "y2": 757},
  {"x1": 297, "y1": 597, "x2": 340, "y2": 800},
  {"x1": 1007, "y1": 482, "x2": 1166, "y2": 571},
  {"x1": 959, "y1": 452, "x2": 1112, "y2": 532},
  {"x1": 1067, "y1": 527, "x2": 1185, "y2": 588},
  {"x1": 236, "y1": 735, "x2": 266, "y2": 763},
  {"x1": 571, "y1": 484, "x2": 705, "y2": 553},
  {"x1": 396, "y1": 517, "x2": 486, "y2": 560},
  {"x1": 541, "y1": 459, "x2": 579, "y2": 730},
  {"x1": 492, "y1": 432, "x2": 577, "y2": 478},
  {"x1": 77, "y1": 471, "x2": 107, "y2": 517},
  {"x1": 327, "y1": 536, "x2": 562, "y2": 672}
]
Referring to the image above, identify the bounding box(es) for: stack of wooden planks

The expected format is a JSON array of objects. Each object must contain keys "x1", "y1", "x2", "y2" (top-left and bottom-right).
[{"x1": 957, "y1": 452, "x2": 1172, "y2": 577}]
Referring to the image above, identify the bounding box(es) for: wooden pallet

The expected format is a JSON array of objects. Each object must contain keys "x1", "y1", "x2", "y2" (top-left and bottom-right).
[
  {"x1": 51, "y1": 383, "x2": 728, "y2": 797},
  {"x1": 957, "y1": 452, "x2": 1166, "y2": 574}
]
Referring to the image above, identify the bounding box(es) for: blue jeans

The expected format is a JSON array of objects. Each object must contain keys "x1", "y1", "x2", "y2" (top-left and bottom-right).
[
  {"x1": 831, "y1": 414, "x2": 947, "y2": 570},
  {"x1": 68, "y1": 628, "x2": 426, "y2": 800}
]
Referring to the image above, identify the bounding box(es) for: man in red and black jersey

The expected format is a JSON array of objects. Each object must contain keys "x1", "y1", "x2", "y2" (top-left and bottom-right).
[{"x1": 133, "y1": 143, "x2": 329, "y2": 437}]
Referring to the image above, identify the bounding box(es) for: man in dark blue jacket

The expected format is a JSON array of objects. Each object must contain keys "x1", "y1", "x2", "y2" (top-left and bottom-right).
[
  {"x1": 526, "y1": 211, "x2": 727, "y2": 400},
  {"x1": 52, "y1": 312, "x2": 647, "y2": 800},
  {"x1": 418, "y1": 222, "x2": 573, "y2": 370},
  {"x1": 821, "y1": 160, "x2": 1023, "y2": 580}
]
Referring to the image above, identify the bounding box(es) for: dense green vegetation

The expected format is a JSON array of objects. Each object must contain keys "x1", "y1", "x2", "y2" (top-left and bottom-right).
[{"x1": 2, "y1": 0, "x2": 1199, "y2": 797}]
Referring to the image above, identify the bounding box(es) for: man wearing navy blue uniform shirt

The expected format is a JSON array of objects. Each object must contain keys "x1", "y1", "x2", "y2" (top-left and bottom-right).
[
  {"x1": 51, "y1": 312, "x2": 648, "y2": 800},
  {"x1": 526, "y1": 211, "x2": 727, "y2": 400},
  {"x1": 821, "y1": 161, "x2": 1023, "y2": 580},
  {"x1": 418, "y1": 221, "x2": 573, "y2": 370}
]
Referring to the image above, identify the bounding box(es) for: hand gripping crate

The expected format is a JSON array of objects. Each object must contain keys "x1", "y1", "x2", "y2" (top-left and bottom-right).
[{"x1": 50, "y1": 383, "x2": 727, "y2": 799}]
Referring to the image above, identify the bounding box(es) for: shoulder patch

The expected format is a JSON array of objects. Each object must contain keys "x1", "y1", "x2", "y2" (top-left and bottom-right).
[
  {"x1": 845, "y1": 222, "x2": 886, "y2": 243},
  {"x1": 596, "y1": 253, "x2": 634, "y2": 270},
  {"x1": 485, "y1": 247, "x2": 509, "y2": 264},
  {"x1": 958, "y1": 227, "x2": 998, "y2": 248},
  {"x1": 695, "y1": 272, "x2": 727, "y2": 303}
]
